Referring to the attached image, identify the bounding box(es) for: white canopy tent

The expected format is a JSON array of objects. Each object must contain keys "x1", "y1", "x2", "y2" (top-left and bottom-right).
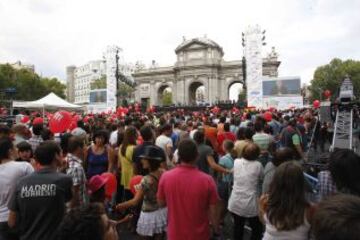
[{"x1": 13, "y1": 92, "x2": 83, "y2": 110}]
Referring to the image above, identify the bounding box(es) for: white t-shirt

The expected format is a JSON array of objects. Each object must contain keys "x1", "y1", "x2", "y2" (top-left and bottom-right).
[
  {"x1": 155, "y1": 135, "x2": 173, "y2": 152},
  {"x1": 228, "y1": 158, "x2": 263, "y2": 217},
  {"x1": 109, "y1": 130, "x2": 118, "y2": 146},
  {"x1": 189, "y1": 129, "x2": 198, "y2": 139},
  {"x1": 172, "y1": 149, "x2": 179, "y2": 164},
  {"x1": 0, "y1": 161, "x2": 34, "y2": 222}
]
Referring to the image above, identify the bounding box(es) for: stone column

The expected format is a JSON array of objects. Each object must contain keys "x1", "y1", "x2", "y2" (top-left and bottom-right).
[
  {"x1": 207, "y1": 76, "x2": 212, "y2": 104},
  {"x1": 172, "y1": 79, "x2": 177, "y2": 104},
  {"x1": 185, "y1": 78, "x2": 190, "y2": 105},
  {"x1": 150, "y1": 80, "x2": 156, "y2": 105},
  {"x1": 176, "y1": 78, "x2": 184, "y2": 105}
]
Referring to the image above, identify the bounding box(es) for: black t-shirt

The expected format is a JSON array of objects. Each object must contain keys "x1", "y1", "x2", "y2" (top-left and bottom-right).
[{"x1": 8, "y1": 168, "x2": 72, "y2": 240}]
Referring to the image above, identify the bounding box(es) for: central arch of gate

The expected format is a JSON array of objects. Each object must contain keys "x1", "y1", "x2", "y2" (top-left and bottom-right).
[{"x1": 133, "y1": 37, "x2": 280, "y2": 106}]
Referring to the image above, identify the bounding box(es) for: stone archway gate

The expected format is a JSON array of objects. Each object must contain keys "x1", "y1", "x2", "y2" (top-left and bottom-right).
[{"x1": 133, "y1": 37, "x2": 280, "y2": 106}]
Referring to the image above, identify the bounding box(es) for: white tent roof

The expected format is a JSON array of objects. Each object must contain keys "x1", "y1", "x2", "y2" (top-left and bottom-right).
[{"x1": 13, "y1": 92, "x2": 83, "y2": 109}]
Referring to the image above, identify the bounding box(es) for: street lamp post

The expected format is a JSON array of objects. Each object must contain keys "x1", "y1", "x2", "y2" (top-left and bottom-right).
[
  {"x1": 241, "y1": 32, "x2": 246, "y2": 92},
  {"x1": 115, "y1": 49, "x2": 121, "y2": 108},
  {"x1": 4, "y1": 88, "x2": 16, "y2": 116}
]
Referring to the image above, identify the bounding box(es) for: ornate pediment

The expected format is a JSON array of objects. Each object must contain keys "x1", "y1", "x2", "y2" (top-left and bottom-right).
[
  {"x1": 186, "y1": 43, "x2": 207, "y2": 50},
  {"x1": 175, "y1": 37, "x2": 224, "y2": 56}
]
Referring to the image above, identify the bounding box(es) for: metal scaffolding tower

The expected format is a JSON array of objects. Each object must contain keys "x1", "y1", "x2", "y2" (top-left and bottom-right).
[{"x1": 331, "y1": 76, "x2": 355, "y2": 151}]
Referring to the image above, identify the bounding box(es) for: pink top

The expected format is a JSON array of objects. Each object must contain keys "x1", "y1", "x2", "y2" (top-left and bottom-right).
[{"x1": 157, "y1": 164, "x2": 219, "y2": 240}]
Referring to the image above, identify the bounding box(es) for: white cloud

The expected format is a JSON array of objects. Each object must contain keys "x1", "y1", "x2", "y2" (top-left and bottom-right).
[{"x1": 0, "y1": 0, "x2": 359, "y2": 86}]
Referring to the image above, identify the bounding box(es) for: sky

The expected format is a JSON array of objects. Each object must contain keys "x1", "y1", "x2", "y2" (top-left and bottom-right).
[{"x1": 1, "y1": 0, "x2": 359, "y2": 90}]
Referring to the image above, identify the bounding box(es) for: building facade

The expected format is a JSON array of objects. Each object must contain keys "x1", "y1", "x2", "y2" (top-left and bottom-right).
[
  {"x1": 66, "y1": 60, "x2": 106, "y2": 105},
  {"x1": 66, "y1": 66, "x2": 76, "y2": 103},
  {"x1": 10, "y1": 61, "x2": 35, "y2": 72},
  {"x1": 133, "y1": 37, "x2": 281, "y2": 106},
  {"x1": 66, "y1": 59, "x2": 135, "y2": 105}
]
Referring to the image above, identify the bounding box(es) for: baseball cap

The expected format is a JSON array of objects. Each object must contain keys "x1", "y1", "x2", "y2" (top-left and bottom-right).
[
  {"x1": 33, "y1": 117, "x2": 44, "y2": 125},
  {"x1": 87, "y1": 175, "x2": 108, "y2": 195},
  {"x1": 71, "y1": 127, "x2": 87, "y2": 138}
]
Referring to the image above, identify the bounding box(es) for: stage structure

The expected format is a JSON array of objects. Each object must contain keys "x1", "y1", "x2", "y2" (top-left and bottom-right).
[
  {"x1": 244, "y1": 25, "x2": 264, "y2": 108},
  {"x1": 331, "y1": 77, "x2": 356, "y2": 150},
  {"x1": 262, "y1": 76, "x2": 303, "y2": 109},
  {"x1": 104, "y1": 46, "x2": 122, "y2": 112}
]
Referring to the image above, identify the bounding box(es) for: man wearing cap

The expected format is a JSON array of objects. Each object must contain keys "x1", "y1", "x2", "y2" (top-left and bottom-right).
[{"x1": 8, "y1": 141, "x2": 72, "y2": 240}]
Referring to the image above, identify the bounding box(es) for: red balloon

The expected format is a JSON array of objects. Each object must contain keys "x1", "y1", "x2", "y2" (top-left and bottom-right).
[
  {"x1": 129, "y1": 175, "x2": 143, "y2": 195},
  {"x1": 101, "y1": 173, "x2": 117, "y2": 200},
  {"x1": 68, "y1": 120, "x2": 77, "y2": 131},
  {"x1": 313, "y1": 100, "x2": 320, "y2": 108},
  {"x1": 21, "y1": 115, "x2": 30, "y2": 124},
  {"x1": 72, "y1": 114, "x2": 80, "y2": 122},
  {"x1": 324, "y1": 90, "x2": 331, "y2": 98},
  {"x1": 263, "y1": 111, "x2": 272, "y2": 122},
  {"x1": 49, "y1": 111, "x2": 72, "y2": 133}
]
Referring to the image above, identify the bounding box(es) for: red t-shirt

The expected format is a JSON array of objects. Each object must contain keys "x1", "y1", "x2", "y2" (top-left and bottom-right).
[
  {"x1": 157, "y1": 165, "x2": 219, "y2": 240},
  {"x1": 217, "y1": 132, "x2": 236, "y2": 156}
]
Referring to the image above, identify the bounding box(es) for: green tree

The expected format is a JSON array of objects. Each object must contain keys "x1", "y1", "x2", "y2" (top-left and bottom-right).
[
  {"x1": 90, "y1": 75, "x2": 107, "y2": 90},
  {"x1": 162, "y1": 90, "x2": 172, "y2": 106},
  {"x1": 238, "y1": 89, "x2": 246, "y2": 102},
  {"x1": 0, "y1": 64, "x2": 66, "y2": 101},
  {"x1": 117, "y1": 82, "x2": 135, "y2": 106},
  {"x1": 309, "y1": 58, "x2": 360, "y2": 101},
  {"x1": 41, "y1": 78, "x2": 66, "y2": 98}
]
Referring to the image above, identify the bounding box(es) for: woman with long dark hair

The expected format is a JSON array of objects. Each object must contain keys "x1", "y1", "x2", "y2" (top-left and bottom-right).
[
  {"x1": 118, "y1": 126, "x2": 138, "y2": 200},
  {"x1": 259, "y1": 161, "x2": 313, "y2": 239},
  {"x1": 84, "y1": 130, "x2": 115, "y2": 179},
  {"x1": 262, "y1": 147, "x2": 294, "y2": 194}
]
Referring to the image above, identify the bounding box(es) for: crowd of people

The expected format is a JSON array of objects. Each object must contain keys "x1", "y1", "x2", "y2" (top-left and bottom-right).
[{"x1": 0, "y1": 107, "x2": 360, "y2": 240}]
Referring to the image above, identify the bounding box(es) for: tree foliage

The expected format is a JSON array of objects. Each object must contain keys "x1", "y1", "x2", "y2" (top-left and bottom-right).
[
  {"x1": 238, "y1": 89, "x2": 246, "y2": 102},
  {"x1": 117, "y1": 82, "x2": 134, "y2": 98},
  {"x1": 0, "y1": 64, "x2": 66, "y2": 101},
  {"x1": 90, "y1": 75, "x2": 107, "y2": 90},
  {"x1": 162, "y1": 90, "x2": 172, "y2": 106},
  {"x1": 117, "y1": 82, "x2": 135, "y2": 106},
  {"x1": 309, "y1": 58, "x2": 360, "y2": 101}
]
